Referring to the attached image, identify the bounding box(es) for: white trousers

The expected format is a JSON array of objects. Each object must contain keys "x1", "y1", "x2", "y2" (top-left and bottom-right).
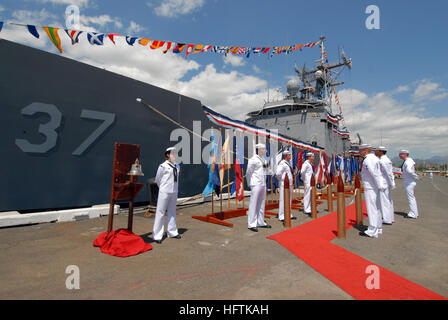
[
  {"x1": 278, "y1": 184, "x2": 293, "y2": 220},
  {"x1": 303, "y1": 184, "x2": 311, "y2": 213},
  {"x1": 364, "y1": 188, "x2": 382, "y2": 237},
  {"x1": 379, "y1": 188, "x2": 394, "y2": 223},
  {"x1": 405, "y1": 181, "x2": 418, "y2": 218},
  {"x1": 153, "y1": 191, "x2": 178, "y2": 241},
  {"x1": 248, "y1": 185, "x2": 268, "y2": 228}
]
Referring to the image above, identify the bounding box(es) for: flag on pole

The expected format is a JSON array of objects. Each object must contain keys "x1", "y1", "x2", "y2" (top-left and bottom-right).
[
  {"x1": 232, "y1": 131, "x2": 244, "y2": 201},
  {"x1": 219, "y1": 130, "x2": 230, "y2": 188},
  {"x1": 202, "y1": 130, "x2": 217, "y2": 197},
  {"x1": 125, "y1": 36, "x2": 138, "y2": 46},
  {"x1": 42, "y1": 26, "x2": 63, "y2": 53},
  {"x1": 27, "y1": 25, "x2": 40, "y2": 38}
]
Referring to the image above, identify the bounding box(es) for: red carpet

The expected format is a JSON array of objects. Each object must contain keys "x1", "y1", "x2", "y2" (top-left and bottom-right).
[
  {"x1": 267, "y1": 201, "x2": 446, "y2": 300},
  {"x1": 93, "y1": 228, "x2": 152, "y2": 257}
]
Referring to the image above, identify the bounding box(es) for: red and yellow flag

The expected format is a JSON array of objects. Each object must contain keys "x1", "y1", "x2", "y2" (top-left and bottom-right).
[{"x1": 42, "y1": 26, "x2": 63, "y2": 53}]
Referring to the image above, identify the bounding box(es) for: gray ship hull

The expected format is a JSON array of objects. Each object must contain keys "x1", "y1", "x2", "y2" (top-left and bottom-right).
[{"x1": 0, "y1": 39, "x2": 212, "y2": 212}]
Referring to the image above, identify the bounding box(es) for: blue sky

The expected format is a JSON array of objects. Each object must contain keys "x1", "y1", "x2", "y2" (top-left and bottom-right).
[{"x1": 0, "y1": 0, "x2": 447, "y2": 158}]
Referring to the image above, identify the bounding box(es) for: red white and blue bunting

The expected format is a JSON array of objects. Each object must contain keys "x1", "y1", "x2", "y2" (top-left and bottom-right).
[
  {"x1": 0, "y1": 21, "x2": 320, "y2": 59},
  {"x1": 203, "y1": 106, "x2": 324, "y2": 153}
]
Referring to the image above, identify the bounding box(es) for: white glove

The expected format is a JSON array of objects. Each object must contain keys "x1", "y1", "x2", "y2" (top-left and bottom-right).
[{"x1": 391, "y1": 183, "x2": 396, "y2": 190}]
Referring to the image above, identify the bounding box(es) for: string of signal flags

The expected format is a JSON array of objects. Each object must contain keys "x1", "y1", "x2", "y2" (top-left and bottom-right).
[{"x1": 0, "y1": 20, "x2": 320, "y2": 58}]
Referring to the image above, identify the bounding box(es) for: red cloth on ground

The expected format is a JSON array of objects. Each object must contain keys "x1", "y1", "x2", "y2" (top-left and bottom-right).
[{"x1": 93, "y1": 228, "x2": 152, "y2": 257}]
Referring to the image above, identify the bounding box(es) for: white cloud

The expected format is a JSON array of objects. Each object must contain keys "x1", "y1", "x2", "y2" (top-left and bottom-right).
[
  {"x1": 152, "y1": 0, "x2": 205, "y2": 18},
  {"x1": 394, "y1": 85, "x2": 410, "y2": 93},
  {"x1": 412, "y1": 79, "x2": 448, "y2": 102},
  {"x1": 338, "y1": 88, "x2": 448, "y2": 157},
  {"x1": 11, "y1": 8, "x2": 58, "y2": 25},
  {"x1": 126, "y1": 21, "x2": 144, "y2": 35},
  {"x1": 35, "y1": 0, "x2": 91, "y2": 8},
  {"x1": 0, "y1": 5, "x2": 5, "y2": 12},
  {"x1": 223, "y1": 54, "x2": 246, "y2": 67},
  {"x1": 80, "y1": 14, "x2": 123, "y2": 30}
]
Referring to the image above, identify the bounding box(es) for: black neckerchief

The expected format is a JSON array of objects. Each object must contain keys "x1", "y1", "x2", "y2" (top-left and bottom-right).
[{"x1": 167, "y1": 161, "x2": 178, "y2": 182}]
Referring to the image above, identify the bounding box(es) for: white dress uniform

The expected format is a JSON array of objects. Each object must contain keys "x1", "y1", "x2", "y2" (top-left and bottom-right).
[
  {"x1": 300, "y1": 159, "x2": 314, "y2": 214},
  {"x1": 153, "y1": 160, "x2": 180, "y2": 241},
  {"x1": 361, "y1": 153, "x2": 384, "y2": 238},
  {"x1": 246, "y1": 154, "x2": 269, "y2": 229},
  {"x1": 402, "y1": 157, "x2": 419, "y2": 218},
  {"x1": 379, "y1": 154, "x2": 396, "y2": 224},
  {"x1": 276, "y1": 159, "x2": 294, "y2": 221}
]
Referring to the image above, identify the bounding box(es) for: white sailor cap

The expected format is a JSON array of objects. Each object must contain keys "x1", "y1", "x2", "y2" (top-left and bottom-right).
[
  {"x1": 165, "y1": 147, "x2": 177, "y2": 153},
  {"x1": 306, "y1": 152, "x2": 314, "y2": 157},
  {"x1": 255, "y1": 143, "x2": 266, "y2": 149},
  {"x1": 282, "y1": 150, "x2": 291, "y2": 155},
  {"x1": 399, "y1": 149, "x2": 409, "y2": 154},
  {"x1": 378, "y1": 146, "x2": 387, "y2": 151},
  {"x1": 359, "y1": 144, "x2": 371, "y2": 150}
]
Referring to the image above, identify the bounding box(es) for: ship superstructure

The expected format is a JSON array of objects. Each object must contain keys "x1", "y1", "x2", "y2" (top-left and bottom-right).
[{"x1": 245, "y1": 36, "x2": 354, "y2": 155}]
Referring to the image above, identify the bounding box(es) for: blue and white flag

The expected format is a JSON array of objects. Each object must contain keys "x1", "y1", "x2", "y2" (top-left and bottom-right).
[
  {"x1": 87, "y1": 32, "x2": 105, "y2": 45},
  {"x1": 27, "y1": 25, "x2": 40, "y2": 38}
]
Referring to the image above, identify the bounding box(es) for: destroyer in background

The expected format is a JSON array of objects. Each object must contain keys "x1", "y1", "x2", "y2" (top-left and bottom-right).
[{"x1": 246, "y1": 36, "x2": 354, "y2": 155}]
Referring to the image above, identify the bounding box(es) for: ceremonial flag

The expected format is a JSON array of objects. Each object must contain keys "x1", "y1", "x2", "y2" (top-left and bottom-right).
[
  {"x1": 218, "y1": 131, "x2": 230, "y2": 189},
  {"x1": 163, "y1": 41, "x2": 174, "y2": 53},
  {"x1": 0, "y1": 21, "x2": 3, "y2": 33},
  {"x1": 150, "y1": 40, "x2": 165, "y2": 50},
  {"x1": 201, "y1": 45, "x2": 212, "y2": 53},
  {"x1": 185, "y1": 44, "x2": 195, "y2": 58},
  {"x1": 106, "y1": 33, "x2": 120, "y2": 45},
  {"x1": 87, "y1": 32, "x2": 105, "y2": 45},
  {"x1": 193, "y1": 44, "x2": 204, "y2": 54},
  {"x1": 231, "y1": 132, "x2": 244, "y2": 201},
  {"x1": 27, "y1": 25, "x2": 40, "y2": 38},
  {"x1": 173, "y1": 43, "x2": 186, "y2": 54},
  {"x1": 42, "y1": 26, "x2": 63, "y2": 53},
  {"x1": 65, "y1": 29, "x2": 82, "y2": 45},
  {"x1": 297, "y1": 149, "x2": 303, "y2": 171},
  {"x1": 125, "y1": 36, "x2": 138, "y2": 46},
  {"x1": 139, "y1": 38, "x2": 151, "y2": 46},
  {"x1": 315, "y1": 151, "x2": 326, "y2": 185},
  {"x1": 202, "y1": 130, "x2": 217, "y2": 196}
]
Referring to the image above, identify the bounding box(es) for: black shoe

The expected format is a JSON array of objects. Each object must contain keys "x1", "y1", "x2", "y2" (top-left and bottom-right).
[
  {"x1": 279, "y1": 219, "x2": 284, "y2": 222},
  {"x1": 171, "y1": 235, "x2": 181, "y2": 239},
  {"x1": 382, "y1": 222, "x2": 392, "y2": 225},
  {"x1": 260, "y1": 224, "x2": 272, "y2": 229},
  {"x1": 154, "y1": 239, "x2": 162, "y2": 244},
  {"x1": 291, "y1": 216, "x2": 297, "y2": 220},
  {"x1": 248, "y1": 227, "x2": 258, "y2": 232}
]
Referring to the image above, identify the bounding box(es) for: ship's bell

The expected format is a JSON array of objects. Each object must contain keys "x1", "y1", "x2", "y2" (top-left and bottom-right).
[{"x1": 127, "y1": 159, "x2": 144, "y2": 177}]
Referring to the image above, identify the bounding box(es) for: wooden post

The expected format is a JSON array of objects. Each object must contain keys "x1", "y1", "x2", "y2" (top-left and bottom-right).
[
  {"x1": 355, "y1": 174, "x2": 363, "y2": 226},
  {"x1": 337, "y1": 174, "x2": 346, "y2": 239},
  {"x1": 327, "y1": 173, "x2": 333, "y2": 212},
  {"x1": 212, "y1": 191, "x2": 214, "y2": 214},
  {"x1": 311, "y1": 174, "x2": 317, "y2": 219},
  {"x1": 284, "y1": 174, "x2": 291, "y2": 228}
]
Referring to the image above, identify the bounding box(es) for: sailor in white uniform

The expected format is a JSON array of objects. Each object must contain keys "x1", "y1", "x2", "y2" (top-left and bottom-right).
[
  {"x1": 152, "y1": 147, "x2": 181, "y2": 243},
  {"x1": 375, "y1": 146, "x2": 396, "y2": 224},
  {"x1": 246, "y1": 143, "x2": 271, "y2": 232},
  {"x1": 276, "y1": 150, "x2": 297, "y2": 222},
  {"x1": 300, "y1": 152, "x2": 315, "y2": 215},
  {"x1": 399, "y1": 149, "x2": 419, "y2": 219},
  {"x1": 359, "y1": 144, "x2": 384, "y2": 238}
]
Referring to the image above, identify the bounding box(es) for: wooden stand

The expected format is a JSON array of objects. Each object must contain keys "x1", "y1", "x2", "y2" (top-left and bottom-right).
[
  {"x1": 355, "y1": 174, "x2": 363, "y2": 226},
  {"x1": 284, "y1": 175, "x2": 292, "y2": 228},
  {"x1": 311, "y1": 175, "x2": 317, "y2": 219},
  {"x1": 337, "y1": 175, "x2": 346, "y2": 239},
  {"x1": 192, "y1": 207, "x2": 248, "y2": 227},
  {"x1": 107, "y1": 143, "x2": 144, "y2": 234}
]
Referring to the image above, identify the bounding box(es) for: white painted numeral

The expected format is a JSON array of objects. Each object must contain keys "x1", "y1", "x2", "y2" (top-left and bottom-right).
[
  {"x1": 72, "y1": 109, "x2": 115, "y2": 156},
  {"x1": 15, "y1": 102, "x2": 62, "y2": 153}
]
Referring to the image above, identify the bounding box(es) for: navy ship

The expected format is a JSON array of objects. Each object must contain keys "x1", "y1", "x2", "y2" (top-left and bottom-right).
[
  {"x1": 0, "y1": 38, "x2": 214, "y2": 212},
  {"x1": 0, "y1": 36, "x2": 354, "y2": 213}
]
